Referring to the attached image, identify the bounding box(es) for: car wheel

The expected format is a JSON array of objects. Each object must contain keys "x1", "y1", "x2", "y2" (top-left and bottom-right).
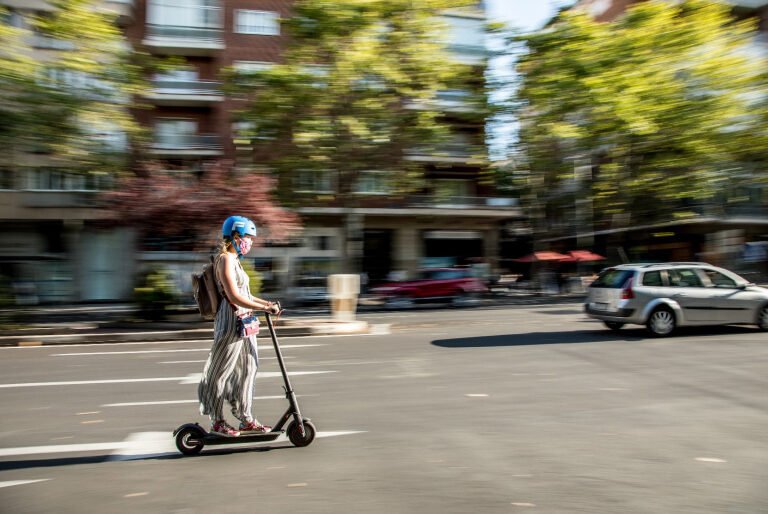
[
  {"x1": 758, "y1": 305, "x2": 768, "y2": 331},
  {"x1": 386, "y1": 295, "x2": 414, "y2": 310},
  {"x1": 646, "y1": 307, "x2": 676, "y2": 337},
  {"x1": 603, "y1": 321, "x2": 624, "y2": 331},
  {"x1": 452, "y1": 291, "x2": 479, "y2": 308}
]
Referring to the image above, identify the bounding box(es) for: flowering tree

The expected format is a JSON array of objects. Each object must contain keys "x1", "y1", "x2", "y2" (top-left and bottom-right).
[{"x1": 104, "y1": 161, "x2": 302, "y2": 250}]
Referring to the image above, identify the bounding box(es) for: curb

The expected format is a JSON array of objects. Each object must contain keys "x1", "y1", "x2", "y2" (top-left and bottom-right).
[{"x1": 0, "y1": 321, "x2": 383, "y2": 347}]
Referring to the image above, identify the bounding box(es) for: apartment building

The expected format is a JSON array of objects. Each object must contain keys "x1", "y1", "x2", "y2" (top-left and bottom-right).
[
  {"x1": 125, "y1": 0, "x2": 522, "y2": 292},
  {"x1": 0, "y1": 0, "x2": 138, "y2": 303},
  {"x1": 543, "y1": 0, "x2": 768, "y2": 274},
  {"x1": 0, "y1": 0, "x2": 520, "y2": 304}
]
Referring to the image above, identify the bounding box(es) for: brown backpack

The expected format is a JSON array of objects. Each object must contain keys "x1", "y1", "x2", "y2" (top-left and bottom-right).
[{"x1": 191, "y1": 255, "x2": 222, "y2": 320}]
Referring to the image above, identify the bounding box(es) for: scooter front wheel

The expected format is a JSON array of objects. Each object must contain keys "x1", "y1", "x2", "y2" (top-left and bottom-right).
[
  {"x1": 287, "y1": 420, "x2": 316, "y2": 447},
  {"x1": 175, "y1": 426, "x2": 205, "y2": 456}
]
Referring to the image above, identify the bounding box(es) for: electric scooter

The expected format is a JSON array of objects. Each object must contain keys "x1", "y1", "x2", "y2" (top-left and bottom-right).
[{"x1": 173, "y1": 304, "x2": 316, "y2": 456}]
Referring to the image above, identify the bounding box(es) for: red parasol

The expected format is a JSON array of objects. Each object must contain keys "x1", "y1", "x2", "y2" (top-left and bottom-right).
[
  {"x1": 512, "y1": 251, "x2": 571, "y2": 262},
  {"x1": 561, "y1": 250, "x2": 606, "y2": 262}
]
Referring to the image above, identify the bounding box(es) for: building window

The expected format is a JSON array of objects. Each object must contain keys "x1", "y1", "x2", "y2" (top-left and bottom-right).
[
  {"x1": 233, "y1": 60, "x2": 274, "y2": 73},
  {"x1": 434, "y1": 179, "x2": 471, "y2": 200},
  {"x1": 155, "y1": 118, "x2": 197, "y2": 146},
  {"x1": 21, "y1": 169, "x2": 110, "y2": 191},
  {"x1": 0, "y1": 169, "x2": 14, "y2": 190},
  {"x1": 295, "y1": 170, "x2": 334, "y2": 193},
  {"x1": 148, "y1": 0, "x2": 220, "y2": 28},
  {"x1": 235, "y1": 10, "x2": 279, "y2": 36},
  {"x1": 355, "y1": 171, "x2": 390, "y2": 195}
]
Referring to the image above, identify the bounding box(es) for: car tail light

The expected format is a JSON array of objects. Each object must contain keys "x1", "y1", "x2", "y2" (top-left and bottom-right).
[{"x1": 621, "y1": 279, "x2": 634, "y2": 300}]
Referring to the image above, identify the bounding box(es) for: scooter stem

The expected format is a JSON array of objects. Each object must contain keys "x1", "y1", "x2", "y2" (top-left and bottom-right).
[{"x1": 265, "y1": 310, "x2": 305, "y2": 437}]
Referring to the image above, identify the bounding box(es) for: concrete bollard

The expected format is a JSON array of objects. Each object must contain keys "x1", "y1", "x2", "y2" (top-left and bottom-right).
[{"x1": 328, "y1": 274, "x2": 360, "y2": 322}]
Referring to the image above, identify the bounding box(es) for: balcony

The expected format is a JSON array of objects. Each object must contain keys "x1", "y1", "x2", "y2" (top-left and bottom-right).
[
  {"x1": 149, "y1": 134, "x2": 223, "y2": 157},
  {"x1": 145, "y1": 78, "x2": 223, "y2": 106},
  {"x1": 294, "y1": 195, "x2": 521, "y2": 219},
  {"x1": 143, "y1": 24, "x2": 224, "y2": 56},
  {"x1": 405, "y1": 141, "x2": 487, "y2": 164},
  {"x1": 101, "y1": 0, "x2": 135, "y2": 26}
]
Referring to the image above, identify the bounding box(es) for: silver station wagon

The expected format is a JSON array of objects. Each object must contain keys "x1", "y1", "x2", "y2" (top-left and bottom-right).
[{"x1": 585, "y1": 263, "x2": 768, "y2": 336}]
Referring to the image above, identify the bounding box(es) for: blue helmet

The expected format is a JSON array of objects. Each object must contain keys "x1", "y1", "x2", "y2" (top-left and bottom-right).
[{"x1": 222, "y1": 216, "x2": 257, "y2": 239}]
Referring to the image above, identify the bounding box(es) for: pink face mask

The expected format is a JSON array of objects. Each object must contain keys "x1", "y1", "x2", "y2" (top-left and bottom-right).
[{"x1": 237, "y1": 237, "x2": 253, "y2": 256}]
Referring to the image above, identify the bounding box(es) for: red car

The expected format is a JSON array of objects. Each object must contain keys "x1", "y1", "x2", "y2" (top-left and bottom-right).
[{"x1": 369, "y1": 268, "x2": 487, "y2": 308}]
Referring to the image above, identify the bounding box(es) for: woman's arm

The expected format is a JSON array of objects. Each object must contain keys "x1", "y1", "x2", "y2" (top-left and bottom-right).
[{"x1": 218, "y1": 253, "x2": 277, "y2": 312}]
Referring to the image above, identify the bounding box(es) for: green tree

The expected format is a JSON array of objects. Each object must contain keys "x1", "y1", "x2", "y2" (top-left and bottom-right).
[
  {"x1": 230, "y1": 0, "x2": 485, "y2": 271},
  {"x1": 509, "y1": 0, "x2": 768, "y2": 237},
  {"x1": 0, "y1": 0, "x2": 153, "y2": 177}
]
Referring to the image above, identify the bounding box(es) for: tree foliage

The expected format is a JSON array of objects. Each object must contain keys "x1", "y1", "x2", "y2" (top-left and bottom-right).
[
  {"x1": 510, "y1": 0, "x2": 768, "y2": 233},
  {"x1": 229, "y1": 0, "x2": 484, "y2": 205},
  {"x1": 104, "y1": 161, "x2": 301, "y2": 250},
  {"x1": 0, "y1": 0, "x2": 154, "y2": 174}
]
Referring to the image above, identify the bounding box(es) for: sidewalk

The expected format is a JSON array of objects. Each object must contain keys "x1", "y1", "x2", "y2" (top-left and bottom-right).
[{"x1": 0, "y1": 293, "x2": 585, "y2": 347}]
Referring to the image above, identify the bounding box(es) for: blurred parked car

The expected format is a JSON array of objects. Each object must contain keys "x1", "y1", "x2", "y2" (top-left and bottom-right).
[
  {"x1": 585, "y1": 262, "x2": 768, "y2": 337},
  {"x1": 287, "y1": 275, "x2": 329, "y2": 306},
  {"x1": 368, "y1": 268, "x2": 487, "y2": 308}
]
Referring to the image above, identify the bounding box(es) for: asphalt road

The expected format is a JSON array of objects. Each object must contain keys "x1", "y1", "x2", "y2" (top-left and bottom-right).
[{"x1": 1, "y1": 304, "x2": 766, "y2": 514}]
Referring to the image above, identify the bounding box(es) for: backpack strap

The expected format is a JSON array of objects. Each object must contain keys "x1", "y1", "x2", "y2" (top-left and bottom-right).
[{"x1": 214, "y1": 253, "x2": 238, "y2": 307}]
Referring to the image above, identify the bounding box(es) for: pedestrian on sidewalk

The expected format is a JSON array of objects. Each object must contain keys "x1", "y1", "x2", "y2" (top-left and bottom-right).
[{"x1": 198, "y1": 215, "x2": 281, "y2": 437}]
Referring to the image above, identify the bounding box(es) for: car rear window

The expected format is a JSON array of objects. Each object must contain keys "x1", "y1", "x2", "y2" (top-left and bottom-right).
[{"x1": 590, "y1": 269, "x2": 634, "y2": 288}]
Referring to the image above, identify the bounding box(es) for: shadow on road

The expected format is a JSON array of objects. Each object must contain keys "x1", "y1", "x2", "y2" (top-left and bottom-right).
[
  {"x1": 432, "y1": 330, "x2": 638, "y2": 348},
  {"x1": 0, "y1": 445, "x2": 293, "y2": 472},
  {"x1": 431, "y1": 325, "x2": 761, "y2": 348}
]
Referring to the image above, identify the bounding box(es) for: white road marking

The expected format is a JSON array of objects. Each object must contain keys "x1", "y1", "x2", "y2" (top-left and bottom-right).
[
  {"x1": 465, "y1": 394, "x2": 489, "y2": 397},
  {"x1": 0, "y1": 370, "x2": 335, "y2": 389},
  {"x1": 179, "y1": 371, "x2": 335, "y2": 384},
  {"x1": 124, "y1": 492, "x2": 149, "y2": 498},
  {"x1": 0, "y1": 377, "x2": 189, "y2": 389},
  {"x1": 315, "y1": 431, "x2": 366, "y2": 439},
  {"x1": 696, "y1": 457, "x2": 727, "y2": 463},
  {"x1": 0, "y1": 430, "x2": 367, "y2": 459},
  {"x1": 102, "y1": 395, "x2": 287, "y2": 407},
  {"x1": 159, "y1": 356, "x2": 284, "y2": 364},
  {"x1": 0, "y1": 479, "x2": 51, "y2": 489},
  {"x1": 51, "y1": 344, "x2": 323, "y2": 357},
  {"x1": 0, "y1": 442, "x2": 126, "y2": 457},
  {"x1": 109, "y1": 432, "x2": 176, "y2": 461}
]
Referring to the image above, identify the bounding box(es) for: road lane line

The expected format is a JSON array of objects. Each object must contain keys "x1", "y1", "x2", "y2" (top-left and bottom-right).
[
  {"x1": 0, "y1": 479, "x2": 51, "y2": 488},
  {"x1": 0, "y1": 377, "x2": 189, "y2": 389},
  {"x1": 0, "y1": 431, "x2": 367, "y2": 460},
  {"x1": 178, "y1": 371, "x2": 335, "y2": 384},
  {"x1": 0, "y1": 443, "x2": 127, "y2": 457},
  {"x1": 159, "y1": 356, "x2": 285, "y2": 364},
  {"x1": 102, "y1": 395, "x2": 287, "y2": 407},
  {"x1": 0, "y1": 370, "x2": 335, "y2": 389},
  {"x1": 50, "y1": 344, "x2": 324, "y2": 356}
]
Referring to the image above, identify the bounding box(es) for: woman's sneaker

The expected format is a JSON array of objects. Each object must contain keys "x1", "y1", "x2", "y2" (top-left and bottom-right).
[
  {"x1": 239, "y1": 420, "x2": 271, "y2": 433},
  {"x1": 211, "y1": 420, "x2": 240, "y2": 437}
]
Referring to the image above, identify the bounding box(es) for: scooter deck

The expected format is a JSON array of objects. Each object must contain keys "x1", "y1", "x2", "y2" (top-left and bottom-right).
[{"x1": 204, "y1": 430, "x2": 284, "y2": 445}]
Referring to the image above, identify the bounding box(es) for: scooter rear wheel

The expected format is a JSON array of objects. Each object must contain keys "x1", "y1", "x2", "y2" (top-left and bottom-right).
[
  {"x1": 175, "y1": 426, "x2": 205, "y2": 456},
  {"x1": 287, "y1": 420, "x2": 316, "y2": 447}
]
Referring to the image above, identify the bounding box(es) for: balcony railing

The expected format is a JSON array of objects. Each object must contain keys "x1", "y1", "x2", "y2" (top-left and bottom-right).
[
  {"x1": 408, "y1": 196, "x2": 518, "y2": 209},
  {"x1": 151, "y1": 78, "x2": 221, "y2": 95},
  {"x1": 406, "y1": 142, "x2": 486, "y2": 161},
  {"x1": 294, "y1": 195, "x2": 519, "y2": 212},
  {"x1": 146, "y1": 24, "x2": 223, "y2": 43},
  {"x1": 151, "y1": 134, "x2": 222, "y2": 152}
]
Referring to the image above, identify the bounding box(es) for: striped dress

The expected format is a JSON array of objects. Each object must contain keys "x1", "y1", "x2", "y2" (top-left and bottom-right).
[{"x1": 198, "y1": 253, "x2": 260, "y2": 423}]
